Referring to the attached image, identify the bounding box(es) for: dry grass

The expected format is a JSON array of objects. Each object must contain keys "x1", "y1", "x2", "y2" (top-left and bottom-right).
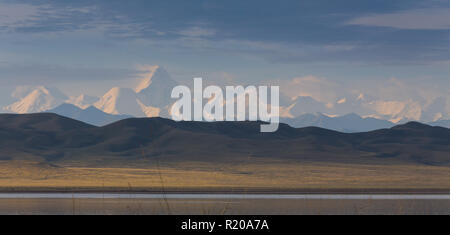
[{"x1": 0, "y1": 159, "x2": 449, "y2": 191}]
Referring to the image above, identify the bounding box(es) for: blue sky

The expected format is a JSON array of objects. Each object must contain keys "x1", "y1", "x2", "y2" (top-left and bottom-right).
[{"x1": 1, "y1": 0, "x2": 450, "y2": 96}]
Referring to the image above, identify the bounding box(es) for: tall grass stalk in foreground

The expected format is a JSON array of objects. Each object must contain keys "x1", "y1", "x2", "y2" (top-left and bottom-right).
[
  {"x1": 140, "y1": 145, "x2": 171, "y2": 214},
  {"x1": 156, "y1": 157, "x2": 172, "y2": 214},
  {"x1": 72, "y1": 193, "x2": 75, "y2": 215}
]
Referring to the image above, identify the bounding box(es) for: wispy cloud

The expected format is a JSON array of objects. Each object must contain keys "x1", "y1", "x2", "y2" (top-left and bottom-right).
[
  {"x1": 347, "y1": 8, "x2": 450, "y2": 30},
  {"x1": 177, "y1": 26, "x2": 216, "y2": 38},
  {"x1": 1, "y1": 0, "x2": 450, "y2": 91},
  {"x1": 1, "y1": 4, "x2": 108, "y2": 36},
  {"x1": 0, "y1": 63, "x2": 135, "y2": 85},
  {"x1": 0, "y1": 3, "x2": 40, "y2": 28}
]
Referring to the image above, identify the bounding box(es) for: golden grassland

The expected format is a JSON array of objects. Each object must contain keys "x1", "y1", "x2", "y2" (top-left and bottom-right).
[{"x1": 0, "y1": 157, "x2": 450, "y2": 192}]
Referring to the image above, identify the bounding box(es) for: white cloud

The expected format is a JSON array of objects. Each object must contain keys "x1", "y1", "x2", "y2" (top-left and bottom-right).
[
  {"x1": 178, "y1": 26, "x2": 216, "y2": 37},
  {"x1": 0, "y1": 3, "x2": 40, "y2": 28},
  {"x1": 0, "y1": 2, "x2": 104, "y2": 34},
  {"x1": 277, "y1": 75, "x2": 341, "y2": 104},
  {"x1": 347, "y1": 8, "x2": 450, "y2": 30}
]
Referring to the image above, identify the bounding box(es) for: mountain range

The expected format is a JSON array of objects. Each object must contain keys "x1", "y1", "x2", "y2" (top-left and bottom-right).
[
  {"x1": 281, "y1": 113, "x2": 396, "y2": 132},
  {"x1": 47, "y1": 102, "x2": 450, "y2": 132},
  {"x1": 48, "y1": 103, "x2": 132, "y2": 126},
  {"x1": 3, "y1": 65, "x2": 450, "y2": 131},
  {"x1": 1, "y1": 113, "x2": 450, "y2": 166},
  {"x1": 2, "y1": 66, "x2": 177, "y2": 118},
  {"x1": 4, "y1": 86, "x2": 68, "y2": 114}
]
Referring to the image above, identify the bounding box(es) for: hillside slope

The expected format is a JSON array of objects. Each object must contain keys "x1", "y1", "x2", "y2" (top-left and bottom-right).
[{"x1": 1, "y1": 114, "x2": 450, "y2": 166}]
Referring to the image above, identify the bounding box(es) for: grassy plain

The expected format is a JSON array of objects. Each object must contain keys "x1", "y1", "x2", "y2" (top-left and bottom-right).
[{"x1": 0, "y1": 158, "x2": 449, "y2": 192}]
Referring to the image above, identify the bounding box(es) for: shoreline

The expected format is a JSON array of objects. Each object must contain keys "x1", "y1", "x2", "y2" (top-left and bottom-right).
[{"x1": 1, "y1": 187, "x2": 450, "y2": 194}]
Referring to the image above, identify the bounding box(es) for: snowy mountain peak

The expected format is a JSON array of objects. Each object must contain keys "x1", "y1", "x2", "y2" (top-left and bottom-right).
[
  {"x1": 93, "y1": 66, "x2": 178, "y2": 117},
  {"x1": 94, "y1": 87, "x2": 146, "y2": 117},
  {"x1": 3, "y1": 86, "x2": 67, "y2": 114},
  {"x1": 337, "y1": 98, "x2": 346, "y2": 104},
  {"x1": 357, "y1": 93, "x2": 365, "y2": 101},
  {"x1": 135, "y1": 66, "x2": 178, "y2": 114},
  {"x1": 135, "y1": 65, "x2": 170, "y2": 93}
]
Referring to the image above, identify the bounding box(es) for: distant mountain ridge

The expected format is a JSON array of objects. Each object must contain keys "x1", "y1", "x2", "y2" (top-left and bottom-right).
[
  {"x1": 429, "y1": 119, "x2": 450, "y2": 129},
  {"x1": 282, "y1": 113, "x2": 396, "y2": 132},
  {"x1": 48, "y1": 103, "x2": 132, "y2": 126},
  {"x1": 46, "y1": 104, "x2": 450, "y2": 132},
  {"x1": 1, "y1": 113, "x2": 450, "y2": 166}
]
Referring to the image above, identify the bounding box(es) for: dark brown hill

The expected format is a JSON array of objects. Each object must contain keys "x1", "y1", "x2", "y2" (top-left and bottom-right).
[{"x1": 1, "y1": 114, "x2": 450, "y2": 166}]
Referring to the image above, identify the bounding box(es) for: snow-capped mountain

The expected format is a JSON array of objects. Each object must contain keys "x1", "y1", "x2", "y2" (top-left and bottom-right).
[
  {"x1": 92, "y1": 66, "x2": 178, "y2": 118},
  {"x1": 11, "y1": 86, "x2": 40, "y2": 100},
  {"x1": 422, "y1": 97, "x2": 450, "y2": 122},
  {"x1": 282, "y1": 93, "x2": 375, "y2": 119},
  {"x1": 3, "y1": 65, "x2": 450, "y2": 129},
  {"x1": 284, "y1": 96, "x2": 328, "y2": 117},
  {"x1": 364, "y1": 100, "x2": 423, "y2": 123},
  {"x1": 93, "y1": 87, "x2": 148, "y2": 117},
  {"x1": 135, "y1": 66, "x2": 178, "y2": 117},
  {"x1": 328, "y1": 93, "x2": 373, "y2": 117},
  {"x1": 3, "y1": 86, "x2": 67, "y2": 114},
  {"x1": 282, "y1": 92, "x2": 449, "y2": 124},
  {"x1": 66, "y1": 94, "x2": 99, "y2": 109},
  {"x1": 2, "y1": 66, "x2": 179, "y2": 118}
]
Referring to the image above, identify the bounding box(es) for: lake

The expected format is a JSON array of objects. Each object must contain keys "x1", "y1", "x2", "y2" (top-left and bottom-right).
[{"x1": 0, "y1": 193, "x2": 449, "y2": 215}]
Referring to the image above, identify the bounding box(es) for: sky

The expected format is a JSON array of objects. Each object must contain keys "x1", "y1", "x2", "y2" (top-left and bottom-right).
[{"x1": 1, "y1": 0, "x2": 450, "y2": 99}]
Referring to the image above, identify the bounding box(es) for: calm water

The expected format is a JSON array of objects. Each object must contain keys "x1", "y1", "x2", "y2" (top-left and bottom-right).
[
  {"x1": 0, "y1": 193, "x2": 450, "y2": 200},
  {"x1": 0, "y1": 193, "x2": 449, "y2": 215}
]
